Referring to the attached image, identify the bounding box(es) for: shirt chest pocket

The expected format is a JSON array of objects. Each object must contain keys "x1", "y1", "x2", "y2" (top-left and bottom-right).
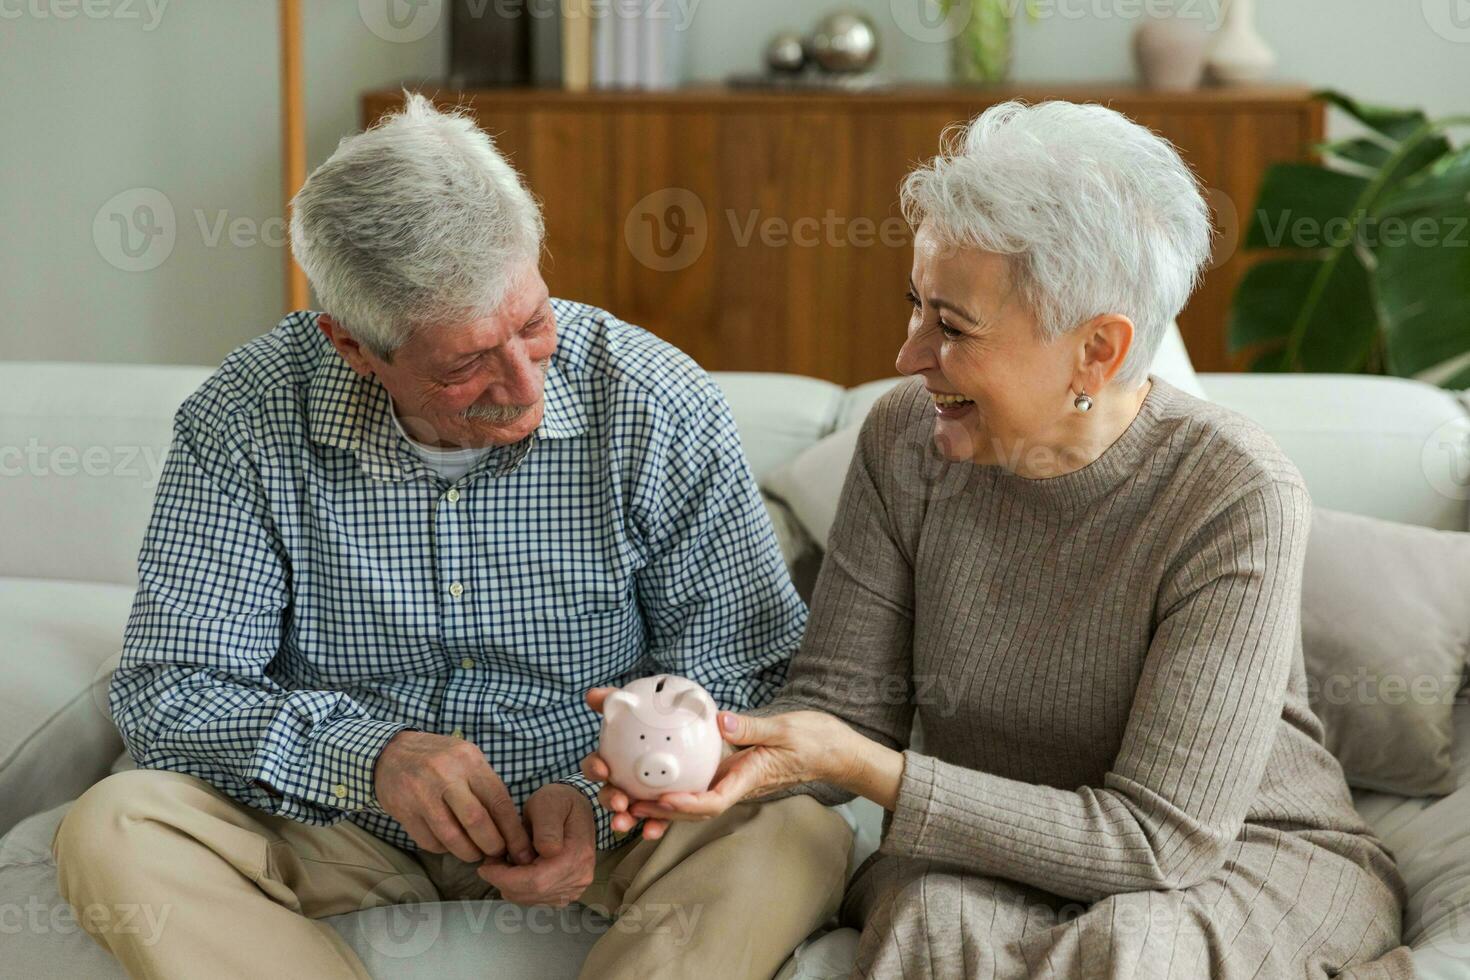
[
  {"x1": 485, "y1": 541, "x2": 634, "y2": 620},
  {"x1": 468, "y1": 557, "x2": 642, "y2": 683}
]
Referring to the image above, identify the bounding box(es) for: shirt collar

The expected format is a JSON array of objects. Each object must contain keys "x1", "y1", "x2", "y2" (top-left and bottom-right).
[
  {"x1": 306, "y1": 318, "x2": 587, "y2": 482},
  {"x1": 535, "y1": 354, "x2": 588, "y2": 440}
]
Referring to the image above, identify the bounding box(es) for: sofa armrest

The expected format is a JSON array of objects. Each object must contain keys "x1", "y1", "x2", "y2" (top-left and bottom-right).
[
  {"x1": 0, "y1": 580, "x2": 133, "y2": 838},
  {"x1": 0, "y1": 651, "x2": 124, "y2": 840},
  {"x1": 1198, "y1": 372, "x2": 1469, "y2": 531}
]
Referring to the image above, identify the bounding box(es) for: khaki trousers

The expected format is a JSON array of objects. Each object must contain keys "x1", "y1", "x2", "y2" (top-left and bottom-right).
[{"x1": 50, "y1": 768, "x2": 851, "y2": 980}]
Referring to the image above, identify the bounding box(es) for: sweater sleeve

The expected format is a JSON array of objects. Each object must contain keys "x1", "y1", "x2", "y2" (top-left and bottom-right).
[
  {"x1": 745, "y1": 397, "x2": 919, "y2": 805},
  {"x1": 880, "y1": 479, "x2": 1313, "y2": 903}
]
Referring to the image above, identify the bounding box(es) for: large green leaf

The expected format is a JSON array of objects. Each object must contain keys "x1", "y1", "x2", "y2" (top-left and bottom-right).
[
  {"x1": 1244, "y1": 164, "x2": 1368, "y2": 251},
  {"x1": 1373, "y1": 147, "x2": 1470, "y2": 376},
  {"x1": 1316, "y1": 91, "x2": 1451, "y2": 189},
  {"x1": 1430, "y1": 357, "x2": 1470, "y2": 390},
  {"x1": 1294, "y1": 250, "x2": 1378, "y2": 372},
  {"x1": 1374, "y1": 144, "x2": 1470, "y2": 216},
  {"x1": 1385, "y1": 133, "x2": 1453, "y2": 187},
  {"x1": 1230, "y1": 91, "x2": 1467, "y2": 385},
  {"x1": 1229, "y1": 258, "x2": 1316, "y2": 350},
  {"x1": 1315, "y1": 90, "x2": 1436, "y2": 142},
  {"x1": 1247, "y1": 346, "x2": 1292, "y2": 373},
  {"x1": 1228, "y1": 254, "x2": 1377, "y2": 371},
  {"x1": 1321, "y1": 137, "x2": 1393, "y2": 170}
]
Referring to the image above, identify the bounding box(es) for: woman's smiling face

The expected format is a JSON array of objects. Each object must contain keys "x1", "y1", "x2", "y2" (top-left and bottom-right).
[{"x1": 895, "y1": 221, "x2": 1081, "y2": 466}]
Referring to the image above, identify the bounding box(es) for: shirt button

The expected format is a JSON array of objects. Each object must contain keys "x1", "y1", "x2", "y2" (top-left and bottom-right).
[
  {"x1": 448, "y1": 582, "x2": 464, "y2": 598},
  {"x1": 445, "y1": 488, "x2": 460, "y2": 503},
  {"x1": 451, "y1": 727, "x2": 464, "y2": 739},
  {"x1": 460, "y1": 657, "x2": 475, "y2": 669},
  {"x1": 332, "y1": 783, "x2": 348, "y2": 800}
]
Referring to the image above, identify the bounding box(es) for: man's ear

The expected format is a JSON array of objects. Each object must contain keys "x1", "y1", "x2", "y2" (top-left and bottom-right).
[{"x1": 317, "y1": 313, "x2": 376, "y2": 380}]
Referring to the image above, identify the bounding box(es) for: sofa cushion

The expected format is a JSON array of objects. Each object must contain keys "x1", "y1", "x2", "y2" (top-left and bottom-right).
[
  {"x1": 15, "y1": 740, "x2": 1462, "y2": 979},
  {"x1": 0, "y1": 802, "x2": 127, "y2": 979},
  {"x1": 0, "y1": 365, "x2": 834, "y2": 592},
  {"x1": 1350, "y1": 701, "x2": 1470, "y2": 978},
  {"x1": 0, "y1": 793, "x2": 876, "y2": 979},
  {"x1": 709, "y1": 372, "x2": 844, "y2": 483},
  {"x1": 763, "y1": 425, "x2": 861, "y2": 552},
  {"x1": 1302, "y1": 509, "x2": 1470, "y2": 796},
  {"x1": 0, "y1": 578, "x2": 132, "y2": 837},
  {"x1": 0, "y1": 362, "x2": 210, "y2": 587},
  {"x1": 1150, "y1": 318, "x2": 1207, "y2": 399},
  {"x1": 0, "y1": 799, "x2": 601, "y2": 980},
  {"x1": 762, "y1": 492, "x2": 821, "y2": 604},
  {"x1": 1200, "y1": 373, "x2": 1469, "y2": 532}
]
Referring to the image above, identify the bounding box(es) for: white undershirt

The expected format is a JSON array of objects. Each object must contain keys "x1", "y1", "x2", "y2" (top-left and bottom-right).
[{"x1": 388, "y1": 402, "x2": 496, "y2": 483}]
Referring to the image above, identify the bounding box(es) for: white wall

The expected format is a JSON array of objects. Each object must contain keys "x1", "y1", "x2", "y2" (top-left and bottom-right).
[
  {"x1": 0, "y1": 1, "x2": 444, "y2": 366},
  {"x1": 4, "y1": 0, "x2": 1467, "y2": 366}
]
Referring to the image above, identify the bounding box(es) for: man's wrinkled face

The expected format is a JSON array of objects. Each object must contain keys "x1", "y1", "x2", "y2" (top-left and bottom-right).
[{"x1": 319, "y1": 263, "x2": 557, "y2": 450}]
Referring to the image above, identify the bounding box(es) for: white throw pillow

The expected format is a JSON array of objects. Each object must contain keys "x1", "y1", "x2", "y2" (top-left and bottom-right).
[{"x1": 762, "y1": 425, "x2": 860, "y2": 551}]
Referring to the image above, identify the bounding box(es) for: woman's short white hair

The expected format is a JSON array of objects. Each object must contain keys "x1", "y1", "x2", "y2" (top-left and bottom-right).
[
  {"x1": 900, "y1": 100, "x2": 1213, "y2": 388},
  {"x1": 289, "y1": 91, "x2": 544, "y2": 360}
]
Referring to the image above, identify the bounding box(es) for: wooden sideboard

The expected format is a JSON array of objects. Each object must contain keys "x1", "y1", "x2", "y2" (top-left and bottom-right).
[{"x1": 363, "y1": 85, "x2": 1324, "y2": 383}]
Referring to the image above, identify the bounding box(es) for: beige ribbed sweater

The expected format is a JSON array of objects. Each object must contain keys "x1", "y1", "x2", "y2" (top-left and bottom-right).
[{"x1": 755, "y1": 374, "x2": 1412, "y2": 978}]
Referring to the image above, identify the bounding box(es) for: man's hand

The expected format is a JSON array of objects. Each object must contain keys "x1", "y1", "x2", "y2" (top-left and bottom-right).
[
  {"x1": 374, "y1": 730, "x2": 535, "y2": 866},
  {"x1": 479, "y1": 782, "x2": 597, "y2": 907}
]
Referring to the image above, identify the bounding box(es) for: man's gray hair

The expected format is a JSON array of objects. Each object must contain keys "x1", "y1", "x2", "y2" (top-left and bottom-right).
[
  {"x1": 288, "y1": 91, "x2": 545, "y2": 361},
  {"x1": 900, "y1": 100, "x2": 1213, "y2": 388}
]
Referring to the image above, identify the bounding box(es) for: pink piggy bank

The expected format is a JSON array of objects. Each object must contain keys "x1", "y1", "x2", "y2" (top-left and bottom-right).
[{"x1": 597, "y1": 675, "x2": 723, "y2": 801}]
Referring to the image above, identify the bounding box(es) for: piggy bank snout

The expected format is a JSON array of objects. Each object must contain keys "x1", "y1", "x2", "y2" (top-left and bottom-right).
[{"x1": 634, "y1": 752, "x2": 681, "y2": 788}]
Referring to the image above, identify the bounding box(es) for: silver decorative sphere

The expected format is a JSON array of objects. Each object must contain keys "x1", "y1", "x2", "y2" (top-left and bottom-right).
[
  {"x1": 764, "y1": 31, "x2": 808, "y2": 74},
  {"x1": 807, "y1": 10, "x2": 879, "y2": 74}
]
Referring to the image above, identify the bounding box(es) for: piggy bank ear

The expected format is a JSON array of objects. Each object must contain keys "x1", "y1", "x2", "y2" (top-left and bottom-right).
[
  {"x1": 671, "y1": 688, "x2": 713, "y2": 721},
  {"x1": 604, "y1": 691, "x2": 638, "y2": 721}
]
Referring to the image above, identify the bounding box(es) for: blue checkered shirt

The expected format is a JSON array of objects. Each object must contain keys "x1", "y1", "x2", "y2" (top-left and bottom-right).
[{"x1": 111, "y1": 300, "x2": 808, "y2": 853}]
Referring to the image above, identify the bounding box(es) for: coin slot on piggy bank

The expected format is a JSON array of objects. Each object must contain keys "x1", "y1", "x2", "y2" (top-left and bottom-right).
[{"x1": 597, "y1": 675, "x2": 723, "y2": 801}]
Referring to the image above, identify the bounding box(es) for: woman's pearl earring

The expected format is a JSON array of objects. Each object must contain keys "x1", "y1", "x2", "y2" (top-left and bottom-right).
[{"x1": 1074, "y1": 389, "x2": 1093, "y2": 412}]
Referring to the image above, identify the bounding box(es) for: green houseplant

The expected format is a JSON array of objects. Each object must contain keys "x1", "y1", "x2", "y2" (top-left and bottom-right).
[
  {"x1": 942, "y1": 0, "x2": 1040, "y2": 84},
  {"x1": 1229, "y1": 90, "x2": 1470, "y2": 386}
]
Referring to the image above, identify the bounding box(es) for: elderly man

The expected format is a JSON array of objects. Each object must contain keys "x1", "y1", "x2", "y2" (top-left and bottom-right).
[{"x1": 50, "y1": 93, "x2": 851, "y2": 980}]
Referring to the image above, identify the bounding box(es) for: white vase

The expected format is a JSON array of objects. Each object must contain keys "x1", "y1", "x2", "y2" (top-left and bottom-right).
[
  {"x1": 1133, "y1": 17, "x2": 1210, "y2": 91},
  {"x1": 1207, "y1": 0, "x2": 1275, "y2": 84}
]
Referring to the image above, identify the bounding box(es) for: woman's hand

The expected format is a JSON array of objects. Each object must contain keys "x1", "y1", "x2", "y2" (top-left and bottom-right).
[{"x1": 635, "y1": 709, "x2": 862, "y2": 822}]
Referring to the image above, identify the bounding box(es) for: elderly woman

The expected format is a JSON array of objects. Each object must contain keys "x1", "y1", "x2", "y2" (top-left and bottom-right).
[{"x1": 583, "y1": 101, "x2": 1412, "y2": 978}]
